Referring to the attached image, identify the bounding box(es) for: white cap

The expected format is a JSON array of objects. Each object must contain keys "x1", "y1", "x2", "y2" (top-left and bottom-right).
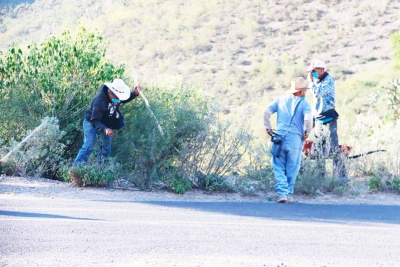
[{"x1": 307, "y1": 60, "x2": 326, "y2": 72}]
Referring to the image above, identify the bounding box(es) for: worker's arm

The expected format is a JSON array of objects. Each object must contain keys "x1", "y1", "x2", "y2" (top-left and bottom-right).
[
  {"x1": 263, "y1": 107, "x2": 275, "y2": 136},
  {"x1": 90, "y1": 106, "x2": 108, "y2": 133},
  {"x1": 303, "y1": 113, "x2": 313, "y2": 140}
]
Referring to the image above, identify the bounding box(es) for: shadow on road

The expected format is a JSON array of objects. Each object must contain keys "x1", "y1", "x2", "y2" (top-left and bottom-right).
[
  {"x1": 0, "y1": 210, "x2": 98, "y2": 221},
  {"x1": 109, "y1": 201, "x2": 400, "y2": 225}
]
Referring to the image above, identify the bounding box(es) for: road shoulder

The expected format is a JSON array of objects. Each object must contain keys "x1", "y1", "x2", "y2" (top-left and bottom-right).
[{"x1": 1, "y1": 175, "x2": 400, "y2": 205}]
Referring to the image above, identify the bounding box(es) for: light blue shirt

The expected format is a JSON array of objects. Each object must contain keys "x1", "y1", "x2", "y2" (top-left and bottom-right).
[{"x1": 267, "y1": 95, "x2": 311, "y2": 138}]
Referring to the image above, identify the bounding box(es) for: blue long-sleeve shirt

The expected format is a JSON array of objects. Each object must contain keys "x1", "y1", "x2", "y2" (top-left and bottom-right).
[{"x1": 311, "y1": 72, "x2": 336, "y2": 115}]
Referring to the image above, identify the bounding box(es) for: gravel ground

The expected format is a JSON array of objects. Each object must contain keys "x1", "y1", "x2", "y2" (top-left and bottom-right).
[{"x1": 1, "y1": 175, "x2": 400, "y2": 205}]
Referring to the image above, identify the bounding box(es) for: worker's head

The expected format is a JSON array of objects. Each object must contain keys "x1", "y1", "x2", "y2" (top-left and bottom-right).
[
  {"x1": 107, "y1": 89, "x2": 120, "y2": 104},
  {"x1": 306, "y1": 60, "x2": 326, "y2": 79},
  {"x1": 284, "y1": 77, "x2": 310, "y2": 97},
  {"x1": 104, "y1": 78, "x2": 130, "y2": 101}
]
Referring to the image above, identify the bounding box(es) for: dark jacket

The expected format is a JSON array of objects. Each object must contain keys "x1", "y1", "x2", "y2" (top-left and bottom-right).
[{"x1": 84, "y1": 84, "x2": 137, "y2": 132}]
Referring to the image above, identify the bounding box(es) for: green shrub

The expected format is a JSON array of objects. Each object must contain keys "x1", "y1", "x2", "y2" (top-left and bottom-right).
[
  {"x1": 1, "y1": 117, "x2": 66, "y2": 178},
  {"x1": 66, "y1": 161, "x2": 123, "y2": 187},
  {"x1": 162, "y1": 171, "x2": 192, "y2": 194},
  {"x1": 332, "y1": 185, "x2": 347, "y2": 196},
  {"x1": 382, "y1": 79, "x2": 400, "y2": 122},
  {"x1": 235, "y1": 177, "x2": 260, "y2": 197},
  {"x1": 111, "y1": 81, "x2": 254, "y2": 191},
  {"x1": 391, "y1": 177, "x2": 400, "y2": 193},
  {"x1": 0, "y1": 28, "x2": 124, "y2": 165},
  {"x1": 0, "y1": 28, "x2": 256, "y2": 192},
  {"x1": 198, "y1": 174, "x2": 235, "y2": 194},
  {"x1": 368, "y1": 175, "x2": 382, "y2": 192},
  {"x1": 295, "y1": 158, "x2": 326, "y2": 195},
  {"x1": 110, "y1": 82, "x2": 210, "y2": 188},
  {"x1": 241, "y1": 144, "x2": 275, "y2": 190},
  {"x1": 0, "y1": 27, "x2": 255, "y2": 192},
  {"x1": 243, "y1": 165, "x2": 274, "y2": 190}
]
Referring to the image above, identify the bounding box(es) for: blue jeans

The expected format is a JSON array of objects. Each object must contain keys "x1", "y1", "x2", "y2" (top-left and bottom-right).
[
  {"x1": 272, "y1": 133, "x2": 303, "y2": 197},
  {"x1": 73, "y1": 119, "x2": 111, "y2": 167}
]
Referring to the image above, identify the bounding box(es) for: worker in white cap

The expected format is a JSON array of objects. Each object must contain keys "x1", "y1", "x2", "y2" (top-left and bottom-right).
[
  {"x1": 73, "y1": 78, "x2": 142, "y2": 167},
  {"x1": 307, "y1": 60, "x2": 347, "y2": 180}
]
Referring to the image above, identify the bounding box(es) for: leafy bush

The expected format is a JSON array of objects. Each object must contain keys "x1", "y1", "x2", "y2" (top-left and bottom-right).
[
  {"x1": 199, "y1": 174, "x2": 235, "y2": 193},
  {"x1": 110, "y1": 82, "x2": 210, "y2": 189},
  {"x1": 0, "y1": 117, "x2": 66, "y2": 178},
  {"x1": 0, "y1": 28, "x2": 256, "y2": 193},
  {"x1": 0, "y1": 28, "x2": 124, "y2": 163},
  {"x1": 368, "y1": 175, "x2": 382, "y2": 192},
  {"x1": 240, "y1": 144, "x2": 275, "y2": 190},
  {"x1": 295, "y1": 157, "x2": 327, "y2": 195},
  {"x1": 382, "y1": 79, "x2": 400, "y2": 122},
  {"x1": 162, "y1": 170, "x2": 192, "y2": 194},
  {"x1": 235, "y1": 178, "x2": 259, "y2": 197},
  {"x1": 391, "y1": 177, "x2": 400, "y2": 193},
  {"x1": 65, "y1": 160, "x2": 124, "y2": 187},
  {"x1": 111, "y1": 81, "x2": 254, "y2": 192}
]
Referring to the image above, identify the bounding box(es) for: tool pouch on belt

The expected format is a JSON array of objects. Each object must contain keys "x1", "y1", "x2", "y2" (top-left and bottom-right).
[
  {"x1": 315, "y1": 109, "x2": 339, "y2": 125},
  {"x1": 270, "y1": 134, "x2": 283, "y2": 158}
]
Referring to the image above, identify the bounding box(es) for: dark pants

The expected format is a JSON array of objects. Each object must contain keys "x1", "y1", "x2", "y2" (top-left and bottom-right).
[{"x1": 312, "y1": 119, "x2": 347, "y2": 178}]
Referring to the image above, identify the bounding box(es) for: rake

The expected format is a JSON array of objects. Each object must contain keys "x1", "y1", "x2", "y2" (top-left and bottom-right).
[
  {"x1": 132, "y1": 69, "x2": 164, "y2": 136},
  {"x1": 302, "y1": 140, "x2": 386, "y2": 159}
]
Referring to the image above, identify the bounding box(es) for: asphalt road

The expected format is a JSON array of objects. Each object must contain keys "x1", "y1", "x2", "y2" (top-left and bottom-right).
[{"x1": 1, "y1": 192, "x2": 400, "y2": 267}]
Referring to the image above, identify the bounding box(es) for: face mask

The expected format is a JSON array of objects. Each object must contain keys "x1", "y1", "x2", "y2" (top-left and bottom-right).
[
  {"x1": 111, "y1": 98, "x2": 120, "y2": 104},
  {"x1": 312, "y1": 72, "x2": 319, "y2": 79}
]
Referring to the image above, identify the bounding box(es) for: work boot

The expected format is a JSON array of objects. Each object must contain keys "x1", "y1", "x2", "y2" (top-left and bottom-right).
[{"x1": 276, "y1": 196, "x2": 287, "y2": 203}]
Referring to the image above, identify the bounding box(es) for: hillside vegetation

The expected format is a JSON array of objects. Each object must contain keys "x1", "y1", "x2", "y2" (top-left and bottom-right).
[
  {"x1": 1, "y1": 0, "x2": 400, "y2": 196},
  {"x1": 1, "y1": 0, "x2": 399, "y2": 110}
]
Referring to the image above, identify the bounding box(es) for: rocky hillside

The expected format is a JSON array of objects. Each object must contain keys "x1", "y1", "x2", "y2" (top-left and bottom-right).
[{"x1": 1, "y1": 0, "x2": 399, "y2": 109}]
